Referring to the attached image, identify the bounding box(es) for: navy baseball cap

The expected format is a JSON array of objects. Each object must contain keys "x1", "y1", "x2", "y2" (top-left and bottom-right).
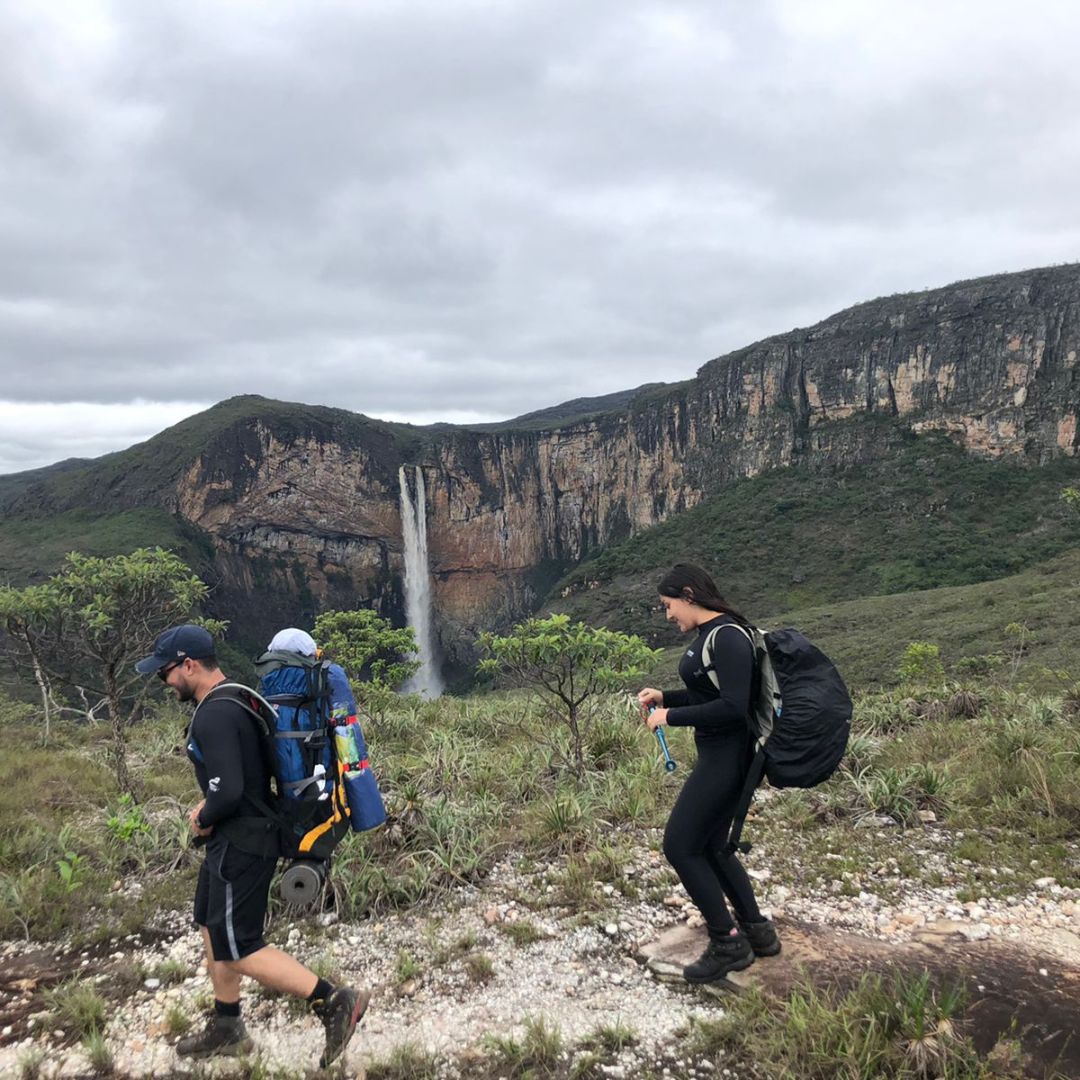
[{"x1": 135, "y1": 624, "x2": 216, "y2": 674}]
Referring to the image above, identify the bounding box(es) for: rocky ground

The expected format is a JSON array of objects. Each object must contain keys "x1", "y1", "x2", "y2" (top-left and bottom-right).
[{"x1": 3, "y1": 820, "x2": 1080, "y2": 1079}]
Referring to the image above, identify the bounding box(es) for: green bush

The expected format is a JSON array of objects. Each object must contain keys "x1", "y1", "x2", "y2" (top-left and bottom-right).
[{"x1": 898, "y1": 641, "x2": 945, "y2": 688}]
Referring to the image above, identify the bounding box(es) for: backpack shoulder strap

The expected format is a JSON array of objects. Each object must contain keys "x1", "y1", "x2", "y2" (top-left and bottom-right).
[
  {"x1": 701, "y1": 621, "x2": 755, "y2": 693},
  {"x1": 699, "y1": 623, "x2": 770, "y2": 856},
  {"x1": 195, "y1": 682, "x2": 277, "y2": 733},
  {"x1": 189, "y1": 683, "x2": 290, "y2": 851},
  {"x1": 196, "y1": 684, "x2": 281, "y2": 800}
]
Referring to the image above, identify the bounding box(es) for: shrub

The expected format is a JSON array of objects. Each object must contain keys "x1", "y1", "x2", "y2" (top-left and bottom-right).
[
  {"x1": 527, "y1": 790, "x2": 595, "y2": 853},
  {"x1": 947, "y1": 687, "x2": 982, "y2": 719},
  {"x1": 898, "y1": 641, "x2": 945, "y2": 688},
  {"x1": 479, "y1": 615, "x2": 659, "y2": 779}
]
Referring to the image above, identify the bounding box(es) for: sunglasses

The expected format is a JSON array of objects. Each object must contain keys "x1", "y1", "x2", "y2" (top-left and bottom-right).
[{"x1": 158, "y1": 659, "x2": 185, "y2": 682}]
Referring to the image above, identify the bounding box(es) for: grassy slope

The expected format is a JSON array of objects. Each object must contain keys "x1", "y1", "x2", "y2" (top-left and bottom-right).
[
  {"x1": 0, "y1": 507, "x2": 207, "y2": 581},
  {"x1": 0, "y1": 395, "x2": 430, "y2": 584},
  {"x1": 639, "y1": 548, "x2": 1080, "y2": 691}
]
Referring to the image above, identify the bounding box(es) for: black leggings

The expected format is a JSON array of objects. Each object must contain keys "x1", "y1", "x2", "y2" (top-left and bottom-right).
[{"x1": 662, "y1": 729, "x2": 763, "y2": 936}]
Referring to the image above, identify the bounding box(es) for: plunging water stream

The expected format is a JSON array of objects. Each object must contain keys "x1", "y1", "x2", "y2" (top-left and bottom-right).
[{"x1": 398, "y1": 465, "x2": 443, "y2": 697}]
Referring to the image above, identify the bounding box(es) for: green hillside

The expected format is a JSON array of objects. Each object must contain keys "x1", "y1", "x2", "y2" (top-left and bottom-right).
[
  {"x1": 549, "y1": 432, "x2": 1080, "y2": 647},
  {"x1": 0, "y1": 395, "x2": 430, "y2": 518},
  {"x1": 0, "y1": 508, "x2": 210, "y2": 582},
  {"x1": 639, "y1": 547, "x2": 1080, "y2": 691},
  {"x1": 785, "y1": 548, "x2": 1080, "y2": 688}
]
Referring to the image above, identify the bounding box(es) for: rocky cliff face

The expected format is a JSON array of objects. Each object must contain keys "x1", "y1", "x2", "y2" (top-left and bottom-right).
[
  {"x1": 4, "y1": 265, "x2": 1074, "y2": 669},
  {"x1": 686, "y1": 266, "x2": 1080, "y2": 477},
  {"x1": 151, "y1": 265, "x2": 1080, "y2": 669}
]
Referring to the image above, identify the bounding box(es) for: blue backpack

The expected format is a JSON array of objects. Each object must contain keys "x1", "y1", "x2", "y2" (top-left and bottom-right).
[
  {"x1": 257, "y1": 656, "x2": 340, "y2": 803},
  {"x1": 197, "y1": 652, "x2": 384, "y2": 860}
]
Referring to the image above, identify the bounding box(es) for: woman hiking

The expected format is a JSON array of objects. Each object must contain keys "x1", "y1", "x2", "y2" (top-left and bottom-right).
[{"x1": 637, "y1": 563, "x2": 781, "y2": 983}]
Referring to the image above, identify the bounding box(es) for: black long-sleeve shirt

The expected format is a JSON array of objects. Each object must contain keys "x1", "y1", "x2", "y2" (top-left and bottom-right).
[
  {"x1": 187, "y1": 695, "x2": 272, "y2": 828},
  {"x1": 663, "y1": 615, "x2": 753, "y2": 736}
]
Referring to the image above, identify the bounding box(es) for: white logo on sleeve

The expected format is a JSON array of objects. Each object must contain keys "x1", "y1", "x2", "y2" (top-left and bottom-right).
[{"x1": 208, "y1": 776, "x2": 221, "y2": 793}]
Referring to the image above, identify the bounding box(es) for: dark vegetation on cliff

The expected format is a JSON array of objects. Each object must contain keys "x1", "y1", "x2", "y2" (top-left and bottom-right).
[
  {"x1": 549, "y1": 431, "x2": 1080, "y2": 641},
  {"x1": 466, "y1": 381, "x2": 680, "y2": 432}
]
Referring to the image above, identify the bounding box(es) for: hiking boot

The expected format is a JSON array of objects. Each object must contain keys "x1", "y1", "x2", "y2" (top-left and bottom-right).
[
  {"x1": 738, "y1": 917, "x2": 782, "y2": 957},
  {"x1": 175, "y1": 1014, "x2": 253, "y2": 1059},
  {"x1": 314, "y1": 986, "x2": 370, "y2": 1067},
  {"x1": 683, "y1": 931, "x2": 754, "y2": 984}
]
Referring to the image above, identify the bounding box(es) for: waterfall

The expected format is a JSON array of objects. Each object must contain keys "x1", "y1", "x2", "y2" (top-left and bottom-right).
[{"x1": 398, "y1": 465, "x2": 444, "y2": 697}]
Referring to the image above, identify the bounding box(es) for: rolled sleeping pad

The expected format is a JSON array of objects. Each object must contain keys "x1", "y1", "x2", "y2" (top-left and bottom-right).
[{"x1": 279, "y1": 858, "x2": 327, "y2": 905}]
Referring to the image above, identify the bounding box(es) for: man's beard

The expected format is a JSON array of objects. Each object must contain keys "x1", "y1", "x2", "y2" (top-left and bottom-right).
[{"x1": 175, "y1": 678, "x2": 196, "y2": 704}]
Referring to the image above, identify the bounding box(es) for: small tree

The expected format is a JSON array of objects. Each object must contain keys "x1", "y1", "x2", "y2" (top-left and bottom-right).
[
  {"x1": 314, "y1": 608, "x2": 419, "y2": 720},
  {"x1": 897, "y1": 641, "x2": 945, "y2": 689},
  {"x1": 478, "y1": 614, "x2": 660, "y2": 780},
  {"x1": 0, "y1": 583, "x2": 63, "y2": 744},
  {"x1": 0, "y1": 548, "x2": 220, "y2": 797}
]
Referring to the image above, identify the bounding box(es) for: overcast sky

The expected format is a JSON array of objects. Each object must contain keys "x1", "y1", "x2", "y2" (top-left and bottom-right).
[{"x1": 2, "y1": 0, "x2": 1079, "y2": 474}]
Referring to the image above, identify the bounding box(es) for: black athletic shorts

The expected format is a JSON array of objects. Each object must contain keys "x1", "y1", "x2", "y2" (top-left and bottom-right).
[{"x1": 193, "y1": 837, "x2": 278, "y2": 961}]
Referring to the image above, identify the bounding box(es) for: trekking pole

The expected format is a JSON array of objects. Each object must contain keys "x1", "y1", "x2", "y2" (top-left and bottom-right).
[{"x1": 646, "y1": 706, "x2": 677, "y2": 772}]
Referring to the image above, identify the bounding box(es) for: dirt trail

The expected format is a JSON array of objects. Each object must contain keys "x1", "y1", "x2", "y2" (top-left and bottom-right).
[{"x1": 4, "y1": 845, "x2": 1080, "y2": 1078}]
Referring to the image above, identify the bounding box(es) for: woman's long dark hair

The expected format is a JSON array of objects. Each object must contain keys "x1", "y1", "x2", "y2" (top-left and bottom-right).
[{"x1": 657, "y1": 563, "x2": 750, "y2": 626}]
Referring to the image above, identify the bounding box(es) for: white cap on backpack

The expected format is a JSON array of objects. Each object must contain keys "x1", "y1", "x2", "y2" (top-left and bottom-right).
[{"x1": 268, "y1": 628, "x2": 317, "y2": 655}]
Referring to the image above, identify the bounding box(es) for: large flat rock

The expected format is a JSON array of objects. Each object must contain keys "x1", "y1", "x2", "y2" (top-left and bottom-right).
[
  {"x1": 636, "y1": 916, "x2": 1080, "y2": 1078},
  {"x1": 637, "y1": 921, "x2": 830, "y2": 996}
]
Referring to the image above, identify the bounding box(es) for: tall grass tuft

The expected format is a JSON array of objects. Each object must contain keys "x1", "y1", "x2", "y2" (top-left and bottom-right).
[
  {"x1": 485, "y1": 1015, "x2": 564, "y2": 1077},
  {"x1": 686, "y1": 973, "x2": 1001, "y2": 1079},
  {"x1": 43, "y1": 978, "x2": 107, "y2": 1039}
]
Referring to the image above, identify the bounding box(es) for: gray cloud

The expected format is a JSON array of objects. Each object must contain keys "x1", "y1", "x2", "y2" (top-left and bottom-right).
[{"x1": 2, "y1": 0, "x2": 1080, "y2": 472}]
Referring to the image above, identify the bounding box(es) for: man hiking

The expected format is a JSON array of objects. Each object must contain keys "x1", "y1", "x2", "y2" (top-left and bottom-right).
[{"x1": 136, "y1": 624, "x2": 369, "y2": 1065}]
